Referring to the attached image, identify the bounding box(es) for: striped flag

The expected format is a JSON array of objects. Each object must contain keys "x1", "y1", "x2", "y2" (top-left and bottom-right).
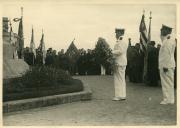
[{"x1": 139, "y1": 13, "x2": 148, "y2": 52}]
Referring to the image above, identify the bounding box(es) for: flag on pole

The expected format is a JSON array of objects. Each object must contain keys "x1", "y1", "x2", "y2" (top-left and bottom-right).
[
  {"x1": 12, "y1": 7, "x2": 24, "y2": 59},
  {"x1": 14, "y1": 7, "x2": 24, "y2": 59},
  {"x1": 17, "y1": 17, "x2": 24, "y2": 59},
  {"x1": 30, "y1": 27, "x2": 36, "y2": 58},
  {"x1": 139, "y1": 13, "x2": 148, "y2": 52},
  {"x1": 38, "y1": 31, "x2": 46, "y2": 64}
]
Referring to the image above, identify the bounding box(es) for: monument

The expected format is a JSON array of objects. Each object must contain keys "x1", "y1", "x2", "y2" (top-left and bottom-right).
[{"x1": 3, "y1": 17, "x2": 29, "y2": 79}]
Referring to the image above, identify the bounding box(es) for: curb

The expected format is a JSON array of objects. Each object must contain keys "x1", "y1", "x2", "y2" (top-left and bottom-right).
[{"x1": 3, "y1": 83, "x2": 92, "y2": 113}]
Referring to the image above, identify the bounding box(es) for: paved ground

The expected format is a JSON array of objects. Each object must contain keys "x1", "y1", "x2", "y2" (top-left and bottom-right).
[{"x1": 3, "y1": 76, "x2": 176, "y2": 126}]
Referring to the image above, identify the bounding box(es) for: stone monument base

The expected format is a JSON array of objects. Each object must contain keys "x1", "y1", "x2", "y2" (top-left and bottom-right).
[{"x1": 3, "y1": 59, "x2": 29, "y2": 79}]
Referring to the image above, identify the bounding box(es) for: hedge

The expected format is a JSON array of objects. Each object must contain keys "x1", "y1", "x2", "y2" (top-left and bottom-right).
[{"x1": 3, "y1": 66, "x2": 83, "y2": 102}]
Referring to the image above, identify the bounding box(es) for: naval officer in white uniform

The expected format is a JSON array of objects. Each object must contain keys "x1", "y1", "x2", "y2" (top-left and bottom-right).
[
  {"x1": 159, "y1": 24, "x2": 176, "y2": 105},
  {"x1": 112, "y1": 28, "x2": 128, "y2": 101}
]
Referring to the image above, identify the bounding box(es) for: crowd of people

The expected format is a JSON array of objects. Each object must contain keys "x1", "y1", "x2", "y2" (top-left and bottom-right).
[
  {"x1": 126, "y1": 41, "x2": 144, "y2": 83},
  {"x1": 126, "y1": 40, "x2": 161, "y2": 86},
  {"x1": 126, "y1": 39, "x2": 176, "y2": 87}
]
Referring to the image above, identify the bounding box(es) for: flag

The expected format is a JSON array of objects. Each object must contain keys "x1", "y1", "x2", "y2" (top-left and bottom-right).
[
  {"x1": 147, "y1": 22, "x2": 151, "y2": 43},
  {"x1": 139, "y1": 13, "x2": 148, "y2": 52},
  {"x1": 30, "y1": 27, "x2": 36, "y2": 58},
  {"x1": 17, "y1": 17, "x2": 24, "y2": 59},
  {"x1": 38, "y1": 32, "x2": 46, "y2": 64}
]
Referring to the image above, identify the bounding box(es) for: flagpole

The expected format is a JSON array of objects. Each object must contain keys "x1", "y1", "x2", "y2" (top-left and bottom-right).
[
  {"x1": 9, "y1": 19, "x2": 12, "y2": 43},
  {"x1": 140, "y1": 9, "x2": 148, "y2": 83},
  {"x1": 21, "y1": 7, "x2": 24, "y2": 59},
  {"x1": 32, "y1": 33, "x2": 34, "y2": 65},
  {"x1": 144, "y1": 11, "x2": 152, "y2": 83},
  {"x1": 21, "y1": 7, "x2": 23, "y2": 18},
  {"x1": 148, "y1": 11, "x2": 152, "y2": 44}
]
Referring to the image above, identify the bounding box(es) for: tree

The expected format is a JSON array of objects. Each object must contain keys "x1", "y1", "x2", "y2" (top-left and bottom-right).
[
  {"x1": 86, "y1": 50, "x2": 100, "y2": 75},
  {"x1": 94, "y1": 37, "x2": 112, "y2": 75},
  {"x1": 76, "y1": 49, "x2": 87, "y2": 75},
  {"x1": 65, "y1": 40, "x2": 80, "y2": 75},
  {"x1": 57, "y1": 53, "x2": 71, "y2": 72}
]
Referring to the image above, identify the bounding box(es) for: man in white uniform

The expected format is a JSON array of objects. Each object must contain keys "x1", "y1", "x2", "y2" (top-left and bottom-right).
[
  {"x1": 112, "y1": 28, "x2": 128, "y2": 101},
  {"x1": 159, "y1": 24, "x2": 176, "y2": 105}
]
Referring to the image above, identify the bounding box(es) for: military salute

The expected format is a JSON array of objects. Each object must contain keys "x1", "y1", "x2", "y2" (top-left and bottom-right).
[
  {"x1": 112, "y1": 28, "x2": 128, "y2": 101},
  {"x1": 159, "y1": 25, "x2": 176, "y2": 105}
]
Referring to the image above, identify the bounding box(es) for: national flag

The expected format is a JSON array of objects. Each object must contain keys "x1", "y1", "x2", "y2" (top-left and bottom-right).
[
  {"x1": 139, "y1": 13, "x2": 148, "y2": 52},
  {"x1": 17, "y1": 17, "x2": 24, "y2": 59}
]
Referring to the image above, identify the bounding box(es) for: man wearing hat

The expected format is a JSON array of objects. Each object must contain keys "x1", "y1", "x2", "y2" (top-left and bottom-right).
[
  {"x1": 159, "y1": 24, "x2": 176, "y2": 105},
  {"x1": 112, "y1": 28, "x2": 128, "y2": 101}
]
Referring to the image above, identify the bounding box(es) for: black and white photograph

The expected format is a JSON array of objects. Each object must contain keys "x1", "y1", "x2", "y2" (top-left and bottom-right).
[{"x1": 1, "y1": 0, "x2": 179, "y2": 126}]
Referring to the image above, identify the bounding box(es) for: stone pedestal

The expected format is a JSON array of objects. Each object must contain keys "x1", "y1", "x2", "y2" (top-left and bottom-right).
[{"x1": 3, "y1": 28, "x2": 29, "y2": 79}]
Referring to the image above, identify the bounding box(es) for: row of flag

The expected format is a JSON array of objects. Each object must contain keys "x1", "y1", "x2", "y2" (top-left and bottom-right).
[
  {"x1": 9, "y1": 7, "x2": 46, "y2": 64},
  {"x1": 9, "y1": 7, "x2": 151, "y2": 67},
  {"x1": 27, "y1": 27, "x2": 46, "y2": 65}
]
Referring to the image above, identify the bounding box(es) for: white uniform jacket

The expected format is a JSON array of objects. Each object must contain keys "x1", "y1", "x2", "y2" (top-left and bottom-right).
[
  {"x1": 159, "y1": 37, "x2": 176, "y2": 69},
  {"x1": 112, "y1": 40, "x2": 128, "y2": 66}
]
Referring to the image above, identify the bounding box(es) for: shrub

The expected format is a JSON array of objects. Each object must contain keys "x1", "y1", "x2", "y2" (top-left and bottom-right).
[
  {"x1": 3, "y1": 66, "x2": 83, "y2": 101},
  {"x1": 19, "y1": 66, "x2": 72, "y2": 87}
]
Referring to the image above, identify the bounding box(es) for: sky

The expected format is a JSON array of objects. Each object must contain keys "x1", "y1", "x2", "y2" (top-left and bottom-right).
[{"x1": 2, "y1": 1, "x2": 177, "y2": 52}]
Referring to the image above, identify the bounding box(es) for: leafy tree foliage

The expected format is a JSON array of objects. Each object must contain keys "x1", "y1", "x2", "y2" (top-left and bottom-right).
[{"x1": 94, "y1": 37, "x2": 113, "y2": 74}]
